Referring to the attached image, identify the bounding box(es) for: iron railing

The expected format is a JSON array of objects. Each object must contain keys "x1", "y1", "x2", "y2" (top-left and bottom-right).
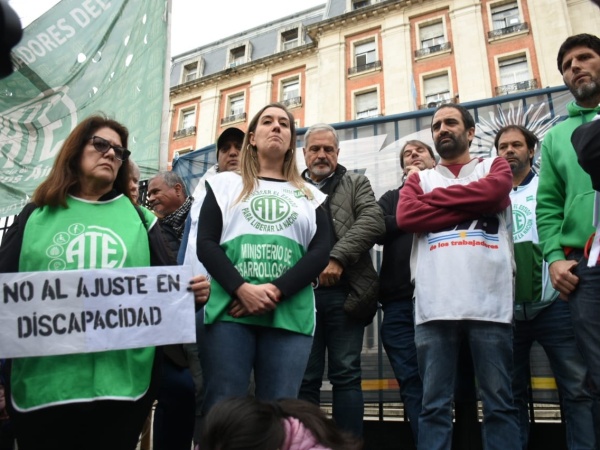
[
  {"x1": 220, "y1": 112, "x2": 247, "y2": 125},
  {"x1": 348, "y1": 60, "x2": 382, "y2": 75},
  {"x1": 282, "y1": 96, "x2": 302, "y2": 108},
  {"x1": 173, "y1": 126, "x2": 197, "y2": 139},
  {"x1": 414, "y1": 41, "x2": 452, "y2": 58},
  {"x1": 495, "y1": 78, "x2": 538, "y2": 96},
  {"x1": 418, "y1": 95, "x2": 458, "y2": 110},
  {"x1": 488, "y1": 22, "x2": 529, "y2": 39}
]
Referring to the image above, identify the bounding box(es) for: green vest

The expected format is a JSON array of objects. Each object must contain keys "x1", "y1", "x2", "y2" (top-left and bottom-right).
[
  {"x1": 12, "y1": 195, "x2": 157, "y2": 411},
  {"x1": 204, "y1": 173, "x2": 324, "y2": 336}
]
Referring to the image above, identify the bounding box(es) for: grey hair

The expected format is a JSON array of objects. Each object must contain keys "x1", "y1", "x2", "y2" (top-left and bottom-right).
[
  {"x1": 304, "y1": 123, "x2": 339, "y2": 148},
  {"x1": 150, "y1": 170, "x2": 187, "y2": 196}
]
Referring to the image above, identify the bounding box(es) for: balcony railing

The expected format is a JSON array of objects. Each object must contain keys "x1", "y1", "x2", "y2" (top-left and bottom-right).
[
  {"x1": 282, "y1": 96, "x2": 302, "y2": 108},
  {"x1": 414, "y1": 41, "x2": 452, "y2": 58},
  {"x1": 347, "y1": 60, "x2": 382, "y2": 76},
  {"x1": 173, "y1": 126, "x2": 196, "y2": 139},
  {"x1": 487, "y1": 22, "x2": 529, "y2": 39},
  {"x1": 418, "y1": 95, "x2": 459, "y2": 110},
  {"x1": 221, "y1": 112, "x2": 247, "y2": 125},
  {"x1": 495, "y1": 78, "x2": 538, "y2": 96}
]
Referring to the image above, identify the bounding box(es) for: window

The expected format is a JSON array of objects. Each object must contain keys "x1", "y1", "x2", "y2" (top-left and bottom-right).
[
  {"x1": 353, "y1": 0, "x2": 370, "y2": 9},
  {"x1": 281, "y1": 28, "x2": 299, "y2": 51},
  {"x1": 173, "y1": 109, "x2": 197, "y2": 138},
  {"x1": 355, "y1": 90, "x2": 378, "y2": 119},
  {"x1": 420, "y1": 21, "x2": 445, "y2": 49},
  {"x1": 424, "y1": 73, "x2": 451, "y2": 106},
  {"x1": 281, "y1": 78, "x2": 301, "y2": 108},
  {"x1": 491, "y1": 2, "x2": 520, "y2": 30},
  {"x1": 181, "y1": 109, "x2": 195, "y2": 129},
  {"x1": 183, "y1": 62, "x2": 198, "y2": 83},
  {"x1": 282, "y1": 79, "x2": 300, "y2": 101},
  {"x1": 229, "y1": 94, "x2": 244, "y2": 117},
  {"x1": 499, "y1": 55, "x2": 529, "y2": 85},
  {"x1": 355, "y1": 40, "x2": 376, "y2": 67},
  {"x1": 230, "y1": 46, "x2": 246, "y2": 67}
]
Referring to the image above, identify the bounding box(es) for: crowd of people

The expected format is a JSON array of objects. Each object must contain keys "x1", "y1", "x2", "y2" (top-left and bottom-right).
[{"x1": 1, "y1": 32, "x2": 600, "y2": 450}]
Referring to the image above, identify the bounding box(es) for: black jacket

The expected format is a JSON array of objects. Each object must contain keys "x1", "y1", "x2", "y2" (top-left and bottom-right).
[
  {"x1": 572, "y1": 118, "x2": 600, "y2": 191},
  {"x1": 377, "y1": 186, "x2": 414, "y2": 305}
]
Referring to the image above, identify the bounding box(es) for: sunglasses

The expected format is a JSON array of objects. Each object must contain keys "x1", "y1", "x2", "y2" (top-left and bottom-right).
[{"x1": 89, "y1": 136, "x2": 131, "y2": 161}]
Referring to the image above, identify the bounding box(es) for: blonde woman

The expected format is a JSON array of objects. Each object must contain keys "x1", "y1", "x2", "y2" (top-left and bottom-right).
[{"x1": 197, "y1": 103, "x2": 329, "y2": 414}]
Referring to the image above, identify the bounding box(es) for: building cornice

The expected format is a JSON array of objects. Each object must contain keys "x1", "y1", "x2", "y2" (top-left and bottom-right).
[
  {"x1": 170, "y1": 43, "x2": 318, "y2": 98},
  {"x1": 306, "y1": 0, "x2": 414, "y2": 43}
]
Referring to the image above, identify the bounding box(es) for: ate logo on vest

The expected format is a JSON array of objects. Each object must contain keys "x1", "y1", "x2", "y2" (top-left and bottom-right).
[
  {"x1": 512, "y1": 204, "x2": 533, "y2": 242},
  {"x1": 45, "y1": 223, "x2": 127, "y2": 270},
  {"x1": 250, "y1": 195, "x2": 291, "y2": 223},
  {"x1": 243, "y1": 191, "x2": 299, "y2": 232}
]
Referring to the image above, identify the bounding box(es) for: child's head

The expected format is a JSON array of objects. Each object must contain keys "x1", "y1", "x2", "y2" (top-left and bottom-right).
[{"x1": 200, "y1": 397, "x2": 363, "y2": 450}]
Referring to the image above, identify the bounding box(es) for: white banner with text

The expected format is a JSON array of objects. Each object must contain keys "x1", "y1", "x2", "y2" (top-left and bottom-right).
[{"x1": 0, "y1": 265, "x2": 195, "y2": 358}]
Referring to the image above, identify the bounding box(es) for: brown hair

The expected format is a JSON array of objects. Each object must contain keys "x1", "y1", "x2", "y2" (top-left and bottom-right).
[
  {"x1": 494, "y1": 124, "x2": 539, "y2": 166},
  {"x1": 399, "y1": 139, "x2": 435, "y2": 169},
  {"x1": 557, "y1": 33, "x2": 600, "y2": 74},
  {"x1": 237, "y1": 102, "x2": 310, "y2": 202},
  {"x1": 200, "y1": 397, "x2": 363, "y2": 450},
  {"x1": 32, "y1": 115, "x2": 131, "y2": 207}
]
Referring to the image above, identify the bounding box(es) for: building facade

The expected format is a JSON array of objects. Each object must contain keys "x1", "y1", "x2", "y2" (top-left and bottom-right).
[{"x1": 168, "y1": 0, "x2": 600, "y2": 164}]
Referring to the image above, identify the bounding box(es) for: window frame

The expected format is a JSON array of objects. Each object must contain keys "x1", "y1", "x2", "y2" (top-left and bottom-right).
[
  {"x1": 420, "y1": 70, "x2": 453, "y2": 108},
  {"x1": 490, "y1": 1, "x2": 521, "y2": 31},
  {"x1": 226, "y1": 40, "x2": 252, "y2": 68},
  {"x1": 280, "y1": 26, "x2": 302, "y2": 52},
  {"x1": 179, "y1": 108, "x2": 196, "y2": 130},
  {"x1": 354, "y1": 88, "x2": 380, "y2": 119},
  {"x1": 354, "y1": 39, "x2": 377, "y2": 68},
  {"x1": 180, "y1": 57, "x2": 204, "y2": 84},
  {"x1": 419, "y1": 21, "x2": 445, "y2": 49}
]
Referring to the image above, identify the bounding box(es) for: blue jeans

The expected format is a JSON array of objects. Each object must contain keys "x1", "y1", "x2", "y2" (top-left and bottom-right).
[
  {"x1": 380, "y1": 301, "x2": 422, "y2": 442},
  {"x1": 513, "y1": 298, "x2": 596, "y2": 450},
  {"x1": 299, "y1": 287, "x2": 365, "y2": 437},
  {"x1": 199, "y1": 321, "x2": 313, "y2": 415},
  {"x1": 568, "y1": 251, "x2": 600, "y2": 445},
  {"x1": 415, "y1": 320, "x2": 520, "y2": 450}
]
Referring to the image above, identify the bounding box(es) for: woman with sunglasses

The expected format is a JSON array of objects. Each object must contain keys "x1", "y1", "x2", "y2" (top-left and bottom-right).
[
  {"x1": 0, "y1": 115, "x2": 174, "y2": 450},
  {"x1": 196, "y1": 103, "x2": 330, "y2": 415}
]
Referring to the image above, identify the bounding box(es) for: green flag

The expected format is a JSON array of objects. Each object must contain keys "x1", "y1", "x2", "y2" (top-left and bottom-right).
[{"x1": 0, "y1": 0, "x2": 168, "y2": 217}]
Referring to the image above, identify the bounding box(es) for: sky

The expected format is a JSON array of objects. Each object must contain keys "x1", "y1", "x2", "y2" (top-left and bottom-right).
[{"x1": 7, "y1": 0, "x2": 326, "y2": 56}]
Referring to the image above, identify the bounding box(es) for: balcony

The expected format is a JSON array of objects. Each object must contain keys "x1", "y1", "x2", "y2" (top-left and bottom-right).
[
  {"x1": 348, "y1": 60, "x2": 382, "y2": 76},
  {"x1": 172, "y1": 126, "x2": 196, "y2": 139},
  {"x1": 282, "y1": 96, "x2": 302, "y2": 108},
  {"x1": 495, "y1": 78, "x2": 538, "y2": 96},
  {"x1": 488, "y1": 22, "x2": 529, "y2": 39},
  {"x1": 221, "y1": 112, "x2": 247, "y2": 125},
  {"x1": 418, "y1": 95, "x2": 459, "y2": 110},
  {"x1": 414, "y1": 42, "x2": 452, "y2": 58}
]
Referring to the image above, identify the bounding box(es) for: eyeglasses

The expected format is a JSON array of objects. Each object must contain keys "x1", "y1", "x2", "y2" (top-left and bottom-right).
[{"x1": 89, "y1": 136, "x2": 131, "y2": 161}]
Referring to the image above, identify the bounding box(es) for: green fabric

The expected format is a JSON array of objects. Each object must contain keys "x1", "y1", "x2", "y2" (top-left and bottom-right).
[
  {"x1": 12, "y1": 196, "x2": 155, "y2": 411},
  {"x1": 513, "y1": 240, "x2": 542, "y2": 304},
  {"x1": 204, "y1": 234, "x2": 315, "y2": 335},
  {"x1": 0, "y1": 0, "x2": 168, "y2": 217},
  {"x1": 536, "y1": 101, "x2": 600, "y2": 266},
  {"x1": 513, "y1": 240, "x2": 557, "y2": 320}
]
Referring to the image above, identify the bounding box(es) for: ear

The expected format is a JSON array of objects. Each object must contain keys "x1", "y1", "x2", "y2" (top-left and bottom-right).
[
  {"x1": 467, "y1": 127, "x2": 475, "y2": 142},
  {"x1": 249, "y1": 132, "x2": 256, "y2": 146},
  {"x1": 302, "y1": 147, "x2": 307, "y2": 157}
]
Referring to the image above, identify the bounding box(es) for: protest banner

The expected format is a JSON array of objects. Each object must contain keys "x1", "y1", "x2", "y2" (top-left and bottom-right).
[
  {"x1": 0, "y1": 0, "x2": 168, "y2": 217},
  {"x1": 0, "y1": 265, "x2": 195, "y2": 358}
]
